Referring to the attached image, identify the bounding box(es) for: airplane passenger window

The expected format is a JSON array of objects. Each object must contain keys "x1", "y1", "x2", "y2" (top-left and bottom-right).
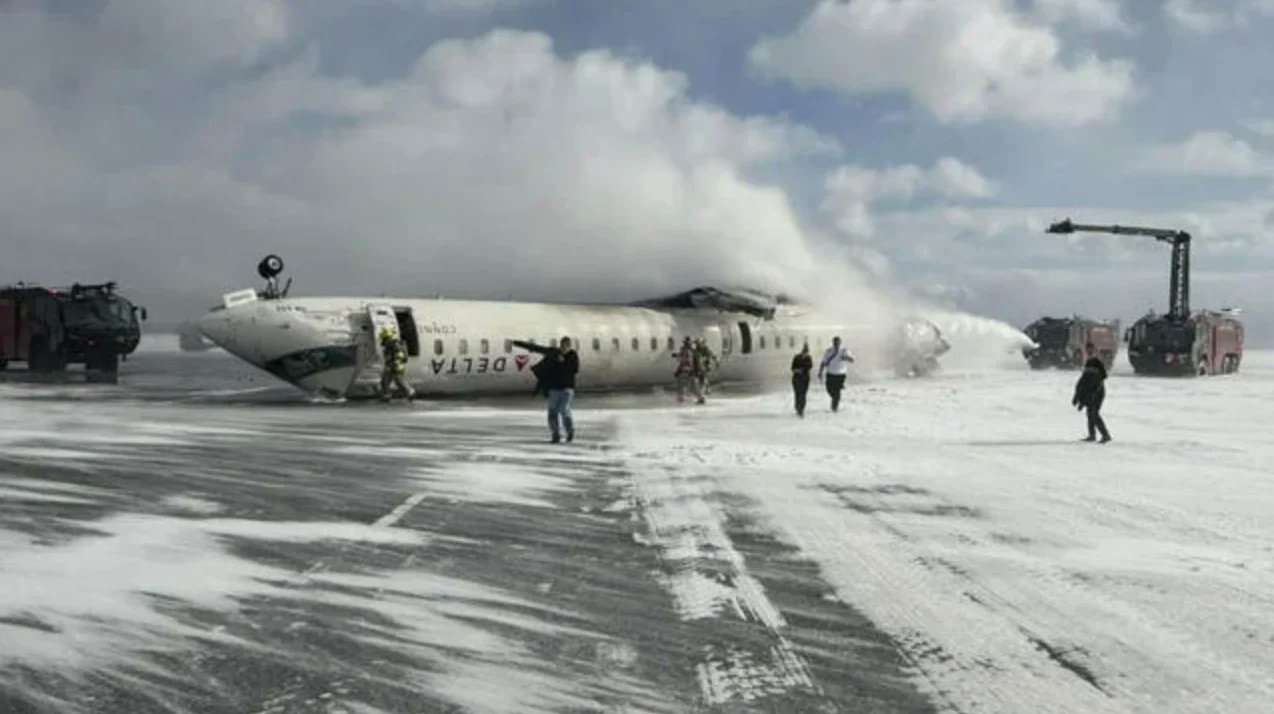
[
  {"x1": 504, "y1": 339, "x2": 513, "y2": 354},
  {"x1": 667, "y1": 337, "x2": 674, "y2": 351},
  {"x1": 458, "y1": 339, "x2": 469, "y2": 355},
  {"x1": 759, "y1": 336, "x2": 766, "y2": 350},
  {"x1": 612, "y1": 337, "x2": 621, "y2": 351},
  {"x1": 434, "y1": 339, "x2": 444, "y2": 356},
  {"x1": 631, "y1": 337, "x2": 640, "y2": 351},
  {"x1": 592, "y1": 337, "x2": 601, "y2": 351},
  {"x1": 650, "y1": 337, "x2": 658, "y2": 352},
  {"x1": 789, "y1": 335, "x2": 796, "y2": 349},
  {"x1": 480, "y1": 339, "x2": 490, "y2": 355}
]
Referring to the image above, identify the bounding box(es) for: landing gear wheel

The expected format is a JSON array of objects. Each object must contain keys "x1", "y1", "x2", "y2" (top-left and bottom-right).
[{"x1": 257, "y1": 254, "x2": 285, "y2": 280}]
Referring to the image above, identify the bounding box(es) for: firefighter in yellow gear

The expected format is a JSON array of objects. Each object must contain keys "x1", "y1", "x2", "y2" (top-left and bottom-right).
[{"x1": 378, "y1": 327, "x2": 414, "y2": 401}]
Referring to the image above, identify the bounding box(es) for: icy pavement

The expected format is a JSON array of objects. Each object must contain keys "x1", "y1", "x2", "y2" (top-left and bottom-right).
[
  {"x1": 2, "y1": 350, "x2": 1273, "y2": 713},
  {"x1": 619, "y1": 353, "x2": 1274, "y2": 714}
]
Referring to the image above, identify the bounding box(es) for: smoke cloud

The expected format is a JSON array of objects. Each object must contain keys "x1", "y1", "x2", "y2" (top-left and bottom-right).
[{"x1": 0, "y1": 7, "x2": 1030, "y2": 365}]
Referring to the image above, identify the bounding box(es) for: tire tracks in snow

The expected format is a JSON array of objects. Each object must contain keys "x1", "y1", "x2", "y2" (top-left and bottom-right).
[{"x1": 624, "y1": 453, "x2": 817, "y2": 707}]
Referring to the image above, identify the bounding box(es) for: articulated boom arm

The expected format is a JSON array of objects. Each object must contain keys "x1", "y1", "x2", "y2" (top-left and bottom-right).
[{"x1": 1046, "y1": 218, "x2": 1191, "y2": 319}]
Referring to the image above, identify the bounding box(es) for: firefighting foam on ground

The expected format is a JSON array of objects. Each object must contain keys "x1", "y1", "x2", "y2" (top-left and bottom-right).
[{"x1": 2, "y1": 331, "x2": 1272, "y2": 713}]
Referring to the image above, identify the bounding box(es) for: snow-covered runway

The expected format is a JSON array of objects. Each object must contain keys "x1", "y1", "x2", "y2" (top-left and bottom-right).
[
  {"x1": 2, "y1": 350, "x2": 1272, "y2": 712},
  {"x1": 621, "y1": 353, "x2": 1274, "y2": 713}
]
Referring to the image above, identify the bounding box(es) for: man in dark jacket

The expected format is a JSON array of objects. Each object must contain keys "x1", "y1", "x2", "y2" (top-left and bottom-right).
[
  {"x1": 791, "y1": 343, "x2": 813, "y2": 417},
  {"x1": 1072, "y1": 343, "x2": 1111, "y2": 443},
  {"x1": 515, "y1": 337, "x2": 580, "y2": 443}
]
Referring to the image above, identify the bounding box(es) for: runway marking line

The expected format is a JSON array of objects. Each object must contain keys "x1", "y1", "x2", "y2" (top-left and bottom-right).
[{"x1": 374, "y1": 491, "x2": 430, "y2": 527}]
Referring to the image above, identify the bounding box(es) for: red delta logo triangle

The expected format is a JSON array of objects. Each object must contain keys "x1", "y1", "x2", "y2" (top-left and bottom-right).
[{"x1": 514, "y1": 354, "x2": 529, "y2": 371}]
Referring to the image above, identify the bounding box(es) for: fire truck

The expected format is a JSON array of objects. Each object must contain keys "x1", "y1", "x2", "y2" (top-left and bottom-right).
[
  {"x1": 1022, "y1": 316, "x2": 1120, "y2": 370},
  {"x1": 1046, "y1": 220, "x2": 1244, "y2": 376},
  {"x1": 0, "y1": 282, "x2": 146, "y2": 382}
]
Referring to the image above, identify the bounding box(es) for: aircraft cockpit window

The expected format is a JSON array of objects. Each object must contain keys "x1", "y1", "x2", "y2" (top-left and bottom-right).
[
  {"x1": 480, "y1": 339, "x2": 490, "y2": 355},
  {"x1": 433, "y1": 339, "x2": 444, "y2": 356},
  {"x1": 650, "y1": 337, "x2": 658, "y2": 352},
  {"x1": 458, "y1": 339, "x2": 469, "y2": 355},
  {"x1": 631, "y1": 337, "x2": 640, "y2": 351},
  {"x1": 612, "y1": 337, "x2": 621, "y2": 351}
]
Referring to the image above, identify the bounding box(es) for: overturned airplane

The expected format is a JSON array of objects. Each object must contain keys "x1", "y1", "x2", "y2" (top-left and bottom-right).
[{"x1": 198, "y1": 256, "x2": 950, "y2": 398}]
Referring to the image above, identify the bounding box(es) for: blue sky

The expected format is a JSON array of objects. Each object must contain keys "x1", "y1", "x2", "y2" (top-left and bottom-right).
[{"x1": 2, "y1": 0, "x2": 1272, "y2": 339}]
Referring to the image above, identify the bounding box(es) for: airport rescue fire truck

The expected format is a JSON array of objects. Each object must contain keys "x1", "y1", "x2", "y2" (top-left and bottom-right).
[
  {"x1": 1022, "y1": 316, "x2": 1120, "y2": 371},
  {"x1": 1046, "y1": 220, "x2": 1244, "y2": 376},
  {"x1": 0, "y1": 282, "x2": 146, "y2": 382}
]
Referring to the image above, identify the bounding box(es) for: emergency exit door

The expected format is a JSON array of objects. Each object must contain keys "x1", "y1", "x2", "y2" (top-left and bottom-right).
[{"x1": 365, "y1": 304, "x2": 401, "y2": 370}]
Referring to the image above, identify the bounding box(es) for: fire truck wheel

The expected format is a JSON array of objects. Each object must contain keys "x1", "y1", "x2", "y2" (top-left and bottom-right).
[
  {"x1": 27, "y1": 338, "x2": 65, "y2": 373},
  {"x1": 86, "y1": 351, "x2": 120, "y2": 383}
]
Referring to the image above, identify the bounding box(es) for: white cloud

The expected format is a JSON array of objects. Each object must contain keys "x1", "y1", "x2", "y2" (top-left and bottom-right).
[
  {"x1": 1031, "y1": 0, "x2": 1131, "y2": 32},
  {"x1": 1165, "y1": 0, "x2": 1274, "y2": 33},
  {"x1": 748, "y1": 0, "x2": 1134, "y2": 126},
  {"x1": 0, "y1": 24, "x2": 852, "y2": 314},
  {"x1": 1241, "y1": 118, "x2": 1274, "y2": 137},
  {"x1": 821, "y1": 158, "x2": 996, "y2": 237},
  {"x1": 1138, "y1": 131, "x2": 1274, "y2": 176}
]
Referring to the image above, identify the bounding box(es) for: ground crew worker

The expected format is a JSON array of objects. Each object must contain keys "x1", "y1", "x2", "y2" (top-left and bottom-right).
[
  {"x1": 791, "y1": 343, "x2": 813, "y2": 417},
  {"x1": 817, "y1": 336, "x2": 854, "y2": 412},
  {"x1": 378, "y1": 328, "x2": 414, "y2": 402},
  {"x1": 673, "y1": 337, "x2": 703, "y2": 404},
  {"x1": 1072, "y1": 342, "x2": 1111, "y2": 443},
  {"x1": 693, "y1": 337, "x2": 717, "y2": 397},
  {"x1": 514, "y1": 337, "x2": 580, "y2": 443}
]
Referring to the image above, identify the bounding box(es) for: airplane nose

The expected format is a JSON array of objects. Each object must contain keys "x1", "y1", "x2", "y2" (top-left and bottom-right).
[{"x1": 198, "y1": 308, "x2": 258, "y2": 362}]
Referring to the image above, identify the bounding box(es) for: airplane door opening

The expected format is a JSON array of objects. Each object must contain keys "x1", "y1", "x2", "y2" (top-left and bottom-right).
[
  {"x1": 394, "y1": 308, "x2": 420, "y2": 356},
  {"x1": 737, "y1": 322, "x2": 752, "y2": 354}
]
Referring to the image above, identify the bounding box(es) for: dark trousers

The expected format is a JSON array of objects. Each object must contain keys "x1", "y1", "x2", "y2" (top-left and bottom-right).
[
  {"x1": 1086, "y1": 395, "x2": 1110, "y2": 440},
  {"x1": 825, "y1": 374, "x2": 846, "y2": 412},
  {"x1": 792, "y1": 375, "x2": 809, "y2": 416}
]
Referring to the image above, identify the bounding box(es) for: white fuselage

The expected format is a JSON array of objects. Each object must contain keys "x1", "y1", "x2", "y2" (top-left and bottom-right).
[{"x1": 198, "y1": 292, "x2": 884, "y2": 398}]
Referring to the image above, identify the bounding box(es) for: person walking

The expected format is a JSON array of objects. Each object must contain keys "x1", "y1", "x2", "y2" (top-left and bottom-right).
[
  {"x1": 378, "y1": 328, "x2": 414, "y2": 402},
  {"x1": 791, "y1": 343, "x2": 813, "y2": 417},
  {"x1": 515, "y1": 337, "x2": 580, "y2": 443},
  {"x1": 1072, "y1": 342, "x2": 1111, "y2": 443},
  {"x1": 673, "y1": 337, "x2": 703, "y2": 404},
  {"x1": 817, "y1": 336, "x2": 854, "y2": 412},
  {"x1": 693, "y1": 337, "x2": 717, "y2": 398}
]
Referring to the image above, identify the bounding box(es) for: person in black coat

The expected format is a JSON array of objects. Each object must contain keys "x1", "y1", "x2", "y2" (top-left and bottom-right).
[
  {"x1": 514, "y1": 337, "x2": 580, "y2": 443},
  {"x1": 1072, "y1": 343, "x2": 1111, "y2": 443},
  {"x1": 791, "y1": 344, "x2": 813, "y2": 417}
]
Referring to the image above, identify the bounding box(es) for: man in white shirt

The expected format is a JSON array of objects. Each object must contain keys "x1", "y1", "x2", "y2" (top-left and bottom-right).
[{"x1": 817, "y1": 336, "x2": 854, "y2": 412}]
